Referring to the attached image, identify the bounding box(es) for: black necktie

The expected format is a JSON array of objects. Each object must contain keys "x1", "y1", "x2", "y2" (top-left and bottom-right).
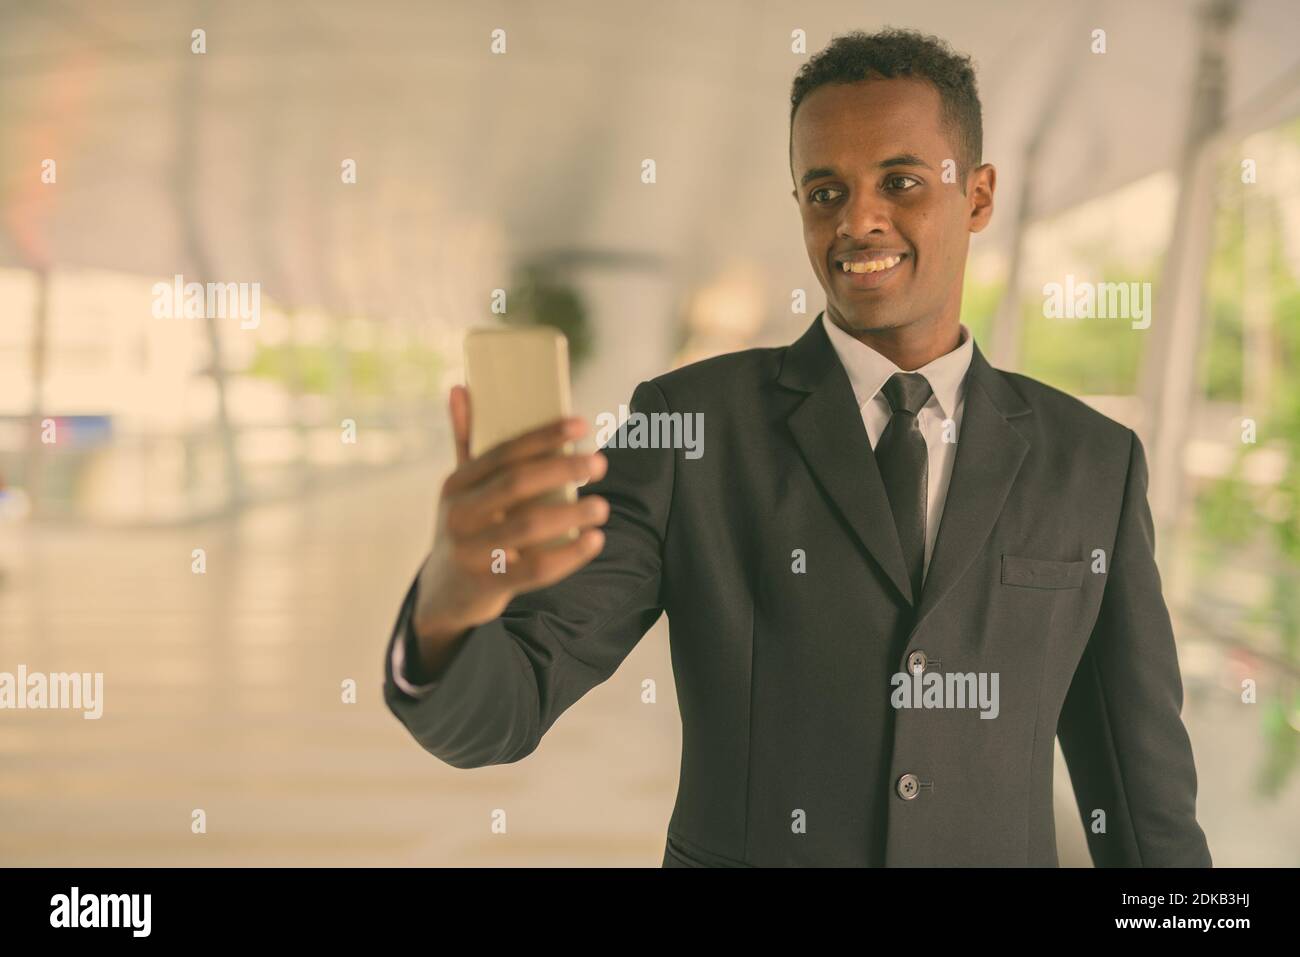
[{"x1": 875, "y1": 372, "x2": 933, "y2": 605}]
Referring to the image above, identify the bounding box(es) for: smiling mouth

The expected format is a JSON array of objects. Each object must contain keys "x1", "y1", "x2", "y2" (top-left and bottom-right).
[{"x1": 838, "y1": 254, "x2": 904, "y2": 274}]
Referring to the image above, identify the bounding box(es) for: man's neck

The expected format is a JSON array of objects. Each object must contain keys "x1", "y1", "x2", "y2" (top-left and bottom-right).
[{"x1": 830, "y1": 312, "x2": 962, "y2": 371}]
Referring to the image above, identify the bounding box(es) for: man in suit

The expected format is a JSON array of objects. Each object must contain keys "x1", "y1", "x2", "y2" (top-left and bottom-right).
[{"x1": 383, "y1": 28, "x2": 1212, "y2": 867}]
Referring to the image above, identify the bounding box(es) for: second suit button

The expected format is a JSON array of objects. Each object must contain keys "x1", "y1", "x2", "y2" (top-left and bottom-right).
[
  {"x1": 897, "y1": 773, "x2": 919, "y2": 800},
  {"x1": 906, "y1": 650, "x2": 927, "y2": 674}
]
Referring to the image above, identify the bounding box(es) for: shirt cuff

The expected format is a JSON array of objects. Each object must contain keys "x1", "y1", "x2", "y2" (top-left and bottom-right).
[{"x1": 390, "y1": 606, "x2": 442, "y2": 698}]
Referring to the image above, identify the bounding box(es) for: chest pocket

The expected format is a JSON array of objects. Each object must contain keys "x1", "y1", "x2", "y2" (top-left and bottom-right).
[{"x1": 1000, "y1": 554, "x2": 1085, "y2": 589}]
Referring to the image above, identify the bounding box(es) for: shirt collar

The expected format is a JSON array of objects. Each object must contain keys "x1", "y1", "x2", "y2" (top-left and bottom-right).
[{"x1": 821, "y1": 311, "x2": 974, "y2": 420}]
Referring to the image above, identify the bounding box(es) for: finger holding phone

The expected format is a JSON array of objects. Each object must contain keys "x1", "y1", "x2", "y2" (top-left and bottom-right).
[{"x1": 411, "y1": 329, "x2": 609, "y2": 679}]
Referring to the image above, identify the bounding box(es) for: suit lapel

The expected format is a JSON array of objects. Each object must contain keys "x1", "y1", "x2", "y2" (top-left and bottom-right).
[
  {"x1": 778, "y1": 314, "x2": 915, "y2": 607},
  {"x1": 777, "y1": 314, "x2": 1034, "y2": 618},
  {"x1": 909, "y1": 340, "x2": 1031, "y2": 635}
]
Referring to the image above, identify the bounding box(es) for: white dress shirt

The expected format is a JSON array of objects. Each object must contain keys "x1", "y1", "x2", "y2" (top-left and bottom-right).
[
  {"x1": 395, "y1": 315, "x2": 976, "y2": 696},
  {"x1": 821, "y1": 312, "x2": 974, "y2": 579}
]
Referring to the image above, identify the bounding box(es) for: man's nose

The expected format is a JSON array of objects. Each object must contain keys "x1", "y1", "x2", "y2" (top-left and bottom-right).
[{"x1": 837, "y1": 190, "x2": 892, "y2": 238}]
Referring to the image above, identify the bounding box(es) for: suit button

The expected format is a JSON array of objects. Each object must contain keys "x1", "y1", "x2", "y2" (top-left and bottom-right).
[
  {"x1": 907, "y1": 650, "x2": 927, "y2": 674},
  {"x1": 897, "y1": 773, "x2": 920, "y2": 800}
]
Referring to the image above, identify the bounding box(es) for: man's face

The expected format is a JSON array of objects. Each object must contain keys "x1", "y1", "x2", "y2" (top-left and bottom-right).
[{"x1": 790, "y1": 75, "x2": 994, "y2": 337}]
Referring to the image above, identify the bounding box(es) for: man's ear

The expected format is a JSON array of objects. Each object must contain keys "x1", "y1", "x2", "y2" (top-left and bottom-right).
[{"x1": 968, "y1": 163, "x2": 996, "y2": 233}]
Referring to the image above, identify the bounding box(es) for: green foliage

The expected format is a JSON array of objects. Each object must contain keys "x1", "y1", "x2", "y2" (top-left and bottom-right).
[
  {"x1": 503, "y1": 266, "x2": 594, "y2": 370},
  {"x1": 246, "y1": 341, "x2": 443, "y2": 397},
  {"x1": 1019, "y1": 262, "x2": 1150, "y2": 395},
  {"x1": 1191, "y1": 137, "x2": 1300, "y2": 797},
  {"x1": 247, "y1": 343, "x2": 336, "y2": 393},
  {"x1": 958, "y1": 273, "x2": 1001, "y2": 343},
  {"x1": 1201, "y1": 177, "x2": 1247, "y2": 401},
  {"x1": 1258, "y1": 696, "x2": 1300, "y2": 796}
]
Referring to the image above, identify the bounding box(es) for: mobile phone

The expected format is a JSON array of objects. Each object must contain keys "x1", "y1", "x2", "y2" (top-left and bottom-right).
[{"x1": 463, "y1": 326, "x2": 579, "y2": 541}]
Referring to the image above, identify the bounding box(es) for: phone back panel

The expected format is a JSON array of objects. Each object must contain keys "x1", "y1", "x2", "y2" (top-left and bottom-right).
[{"x1": 464, "y1": 326, "x2": 572, "y2": 458}]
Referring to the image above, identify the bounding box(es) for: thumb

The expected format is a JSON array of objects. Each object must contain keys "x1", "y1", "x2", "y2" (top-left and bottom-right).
[{"x1": 449, "y1": 384, "x2": 471, "y2": 466}]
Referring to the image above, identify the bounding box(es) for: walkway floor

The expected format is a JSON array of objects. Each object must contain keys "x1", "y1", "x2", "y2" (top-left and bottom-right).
[{"x1": 0, "y1": 465, "x2": 1292, "y2": 865}]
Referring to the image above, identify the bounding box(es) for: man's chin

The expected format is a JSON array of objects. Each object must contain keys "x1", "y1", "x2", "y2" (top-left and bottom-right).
[{"x1": 829, "y1": 304, "x2": 911, "y2": 335}]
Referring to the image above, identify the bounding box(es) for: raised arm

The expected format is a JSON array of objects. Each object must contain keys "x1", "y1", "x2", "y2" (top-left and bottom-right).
[{"x1": 383, "y1": 379, "x2": 676, "y2": 768}]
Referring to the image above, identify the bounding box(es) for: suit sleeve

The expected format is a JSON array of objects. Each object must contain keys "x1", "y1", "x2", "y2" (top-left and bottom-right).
[
  {"x1": 1057, "y1": 429, "x2": 1212, "y2": 867},
  {"x1": 382, "y1": 379, "x2": 675, "y2": 769}
]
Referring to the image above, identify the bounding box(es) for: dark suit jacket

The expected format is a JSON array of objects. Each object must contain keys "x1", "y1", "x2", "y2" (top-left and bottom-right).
[{"x1": 383, "y1": 312, "x2": 1212, "y2": 867}]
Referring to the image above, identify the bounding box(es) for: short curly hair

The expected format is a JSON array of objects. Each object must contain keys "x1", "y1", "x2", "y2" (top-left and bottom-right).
[{"x1": 790, "y1": 28, "x2": 983, "y2": 181}]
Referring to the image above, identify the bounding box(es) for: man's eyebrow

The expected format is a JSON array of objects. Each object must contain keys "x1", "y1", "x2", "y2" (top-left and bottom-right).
[
  {"x1": 799, "y1": 166, "x2": 838, "y2": 187},
  {"x1": 879, "y1": 153, "x2": 932, "y2": 170},
  {"x1": 798, "y1": 154, "x2": 933, "y2": 187}
]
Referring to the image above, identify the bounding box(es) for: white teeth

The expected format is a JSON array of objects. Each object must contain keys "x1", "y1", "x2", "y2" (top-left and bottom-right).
[{"x1": 841, "y1": 255, "x2": 902, "y2": 274}]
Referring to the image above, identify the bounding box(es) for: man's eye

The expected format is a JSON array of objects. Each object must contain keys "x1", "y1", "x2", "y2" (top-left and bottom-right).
[
  {"x1": 886, "y1": 175, "x2": 921, "y2": 191},
  {"x1": 810, "y1": 187, "x2": 843, "y2": 204}
]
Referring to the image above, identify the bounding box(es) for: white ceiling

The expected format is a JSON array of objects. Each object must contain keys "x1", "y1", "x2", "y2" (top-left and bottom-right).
[{"x1": 1, "y1": 0, "x2": 1296, "y2": 320}]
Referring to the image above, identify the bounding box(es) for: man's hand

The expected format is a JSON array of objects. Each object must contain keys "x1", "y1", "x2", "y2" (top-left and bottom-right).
[{"x1": 410, "y1": 384, "x2": 610, "y2": 678}]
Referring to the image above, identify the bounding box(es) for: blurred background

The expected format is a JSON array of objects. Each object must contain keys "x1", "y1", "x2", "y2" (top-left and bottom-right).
[{"x1": 0, "y1": 0, "x2": 1297, "y2": 866}]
